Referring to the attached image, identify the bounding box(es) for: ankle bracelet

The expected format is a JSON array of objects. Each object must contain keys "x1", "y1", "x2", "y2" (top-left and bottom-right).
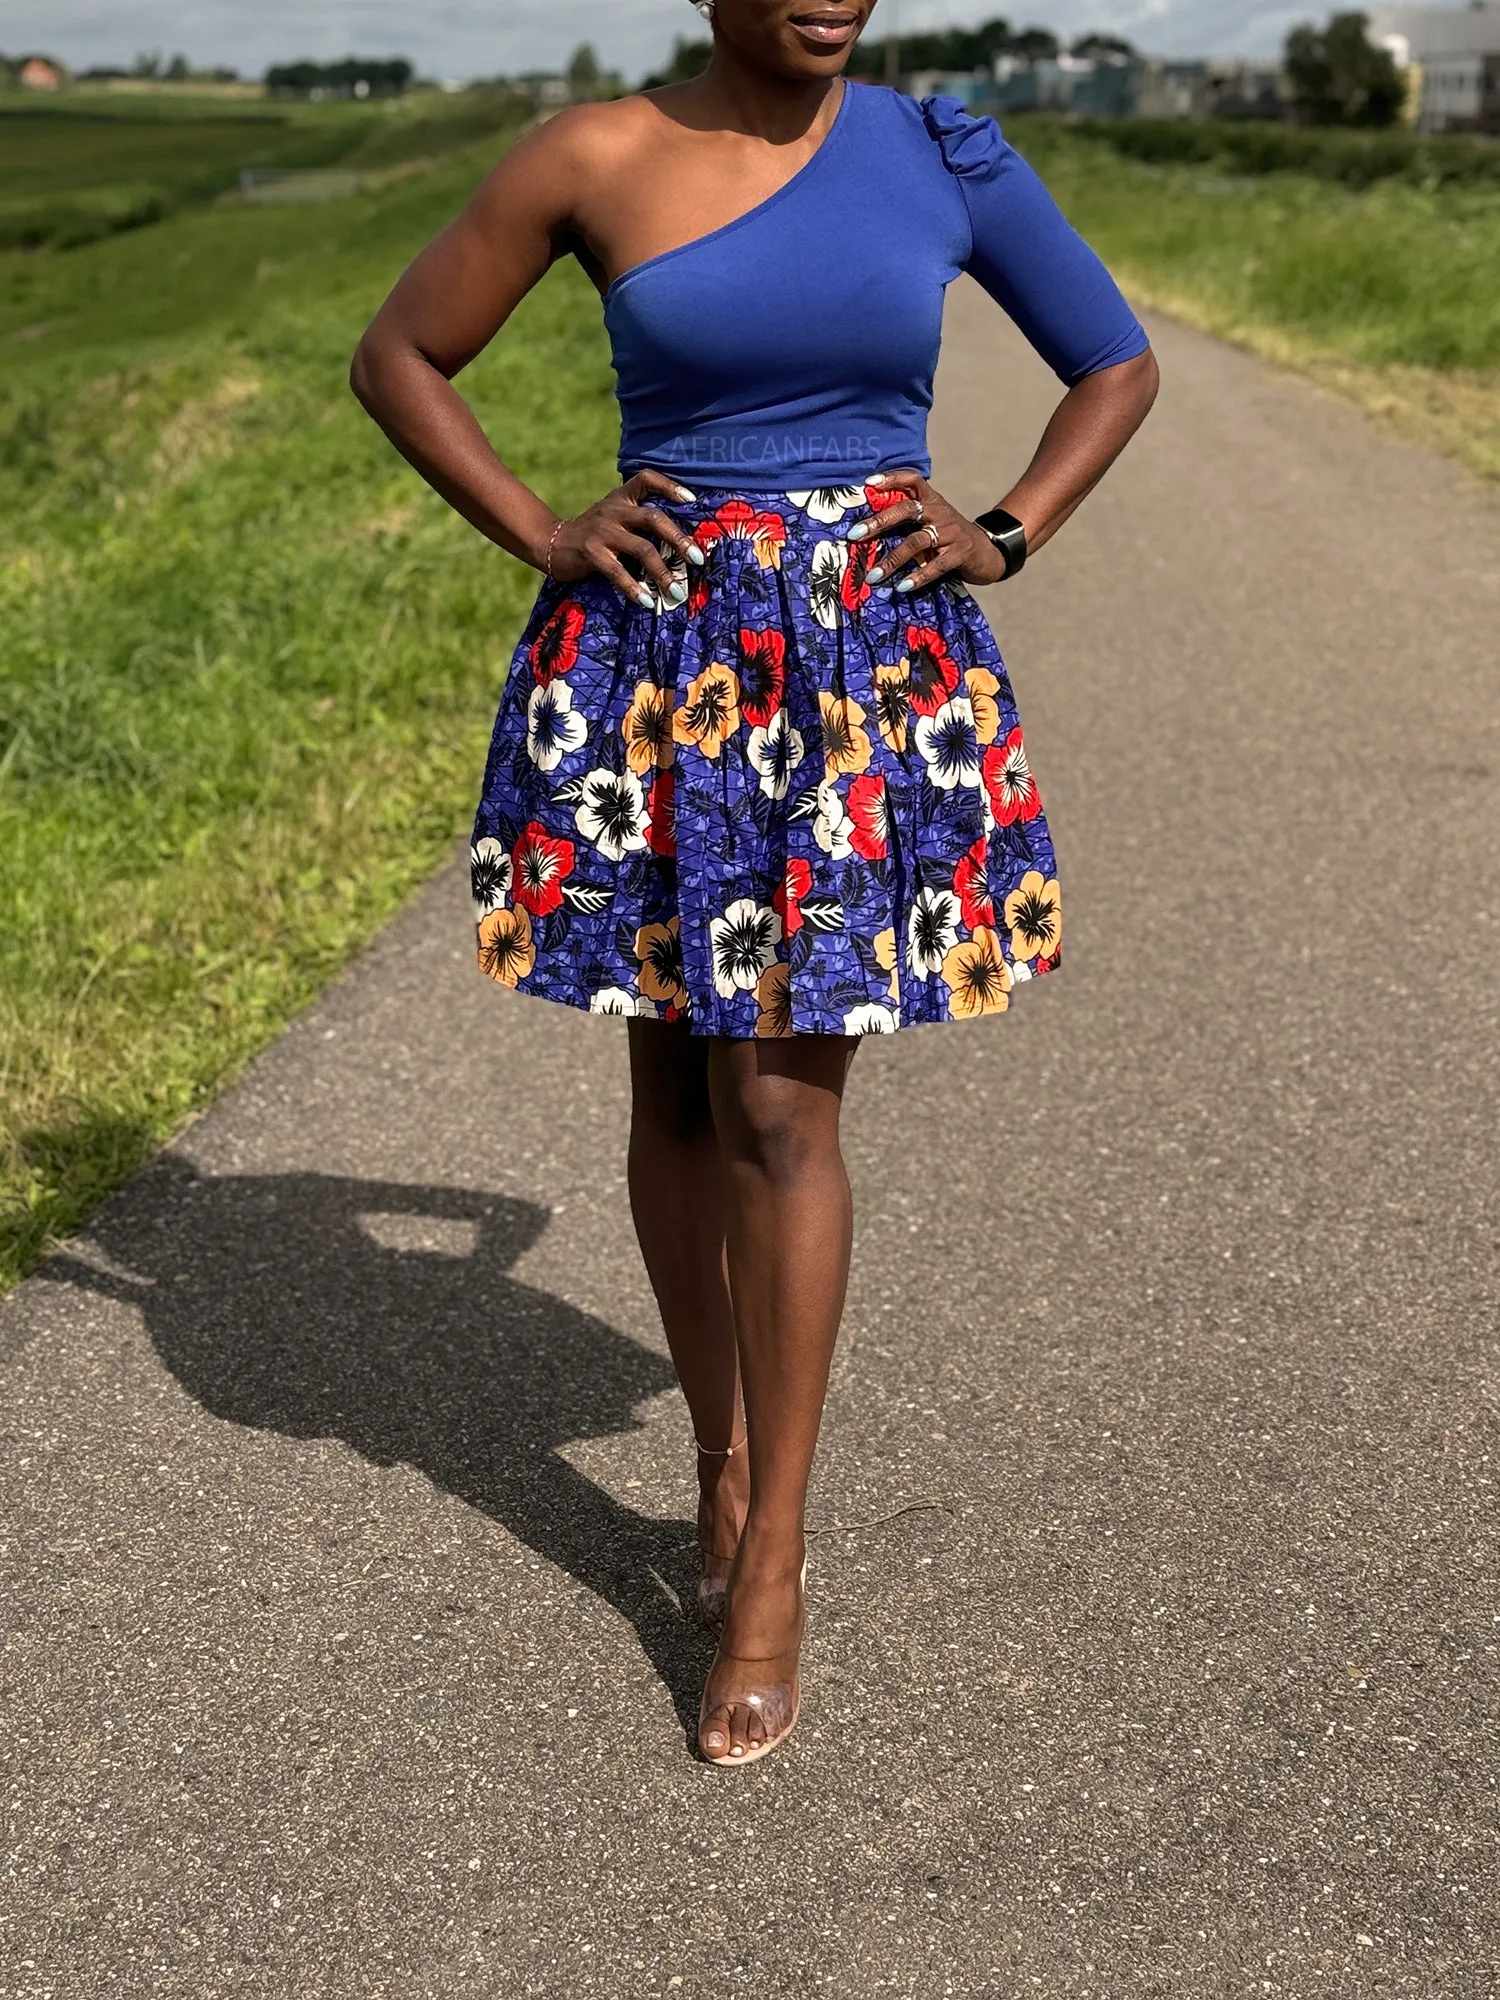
[{"x1": 695, "y1": 1431, "x2": 747, "y2": 1458}]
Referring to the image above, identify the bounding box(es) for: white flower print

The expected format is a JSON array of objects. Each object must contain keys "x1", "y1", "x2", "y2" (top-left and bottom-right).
[
  {"x1": 907, "y1": 886, "x2": 960, "y2": 979},
  {"x1": 642, "y1": 548, "x2": 689, "y2": 615},
  {"x1": 527, "y1": 678, "x2": 588, "y2": 772},
  {"x1": 808, "y1": 539, "x2": 849, "y2": 629},
  {"x1": 575, "y1": 766, "x2": 649, "y2": 860},
  {"x1": 844, "y1": 1002, "x2": 900, "y2": 1035},
  {"x1": 590, "y1": 986, "x2": 652, "y2": 1016},
  {"x1": 746, "y1": 709, "x2": 806, "y2": 800},
  {"x1": 1009, "y1": 957, "x2": 1033, "y2": 984},
  {"x1": 787, "y1": 486, "x2": 865, "y2": 524},
  {"x1": 813, "y1": 779, "x2": 854, "y2": 859},
  {"x1": 469, "y1": 836, "x2": 512, "y2": 917},
  {"x1": 709, "y1": 898, "x2": 781, "y2": 998},
  {"x1": 914, "y1": 695, "x2": 982, "y2": 791}
]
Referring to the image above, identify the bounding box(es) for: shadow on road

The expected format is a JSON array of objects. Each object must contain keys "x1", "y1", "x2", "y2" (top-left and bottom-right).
[{"x1": 47, "y1": 1157, "x2": 710, "y2": 1731}]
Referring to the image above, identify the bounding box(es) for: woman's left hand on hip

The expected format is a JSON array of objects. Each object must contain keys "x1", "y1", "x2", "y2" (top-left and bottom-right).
[{"x1": 846, "y1": 470, "x2": 1008, "y2": 592}]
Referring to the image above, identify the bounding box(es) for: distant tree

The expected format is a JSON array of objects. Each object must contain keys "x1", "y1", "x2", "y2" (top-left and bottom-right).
[
  {"x1": 264, "y1": 57, "x2": 413, "y2": 97},
  {"x1": 1070, "y1": 32, "x2": 1136, "y2": 59},
  {"x1": 851, "y1": 15, "x2": 1016, "y2": 76},
  {"x1": 1284, "y1": 11, "x2": 1404, "y2": 125},
  {"x1": 133, "y1": 49, "x2": 163, "y2": 77},
  {"x1": 165, "y1": 52, "x2": 190, "y2": 80},
  {"x1": 1011, "y1": 26, "x2": 1061, "y2": 60},
  {"x1": 567, "y1": 42, "x2": 601, "y2": 97},
  {"x1": 640, "y1": 38, "x2": 713, "y2": 88}
]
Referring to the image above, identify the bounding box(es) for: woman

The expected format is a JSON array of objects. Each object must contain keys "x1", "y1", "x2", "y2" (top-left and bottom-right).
[{"x1": 351, "y1": 0, "x2": 1157, "y2": 1768}]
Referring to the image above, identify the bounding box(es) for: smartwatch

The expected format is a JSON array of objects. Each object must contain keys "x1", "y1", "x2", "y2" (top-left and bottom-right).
[{"x1": 974, "y1": 505, "x2": 1027, "y2": 579}]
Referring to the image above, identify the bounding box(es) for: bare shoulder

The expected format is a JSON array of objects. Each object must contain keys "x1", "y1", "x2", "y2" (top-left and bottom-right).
[{"x1": 504, "y1": 94, "x2": 677, "y2": 190}]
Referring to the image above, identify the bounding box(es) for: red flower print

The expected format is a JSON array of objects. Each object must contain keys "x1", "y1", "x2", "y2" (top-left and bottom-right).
[
  {"x1": 846, "y1": 772, "x2": 889, "y2": 861},
  {"x1": 982, "y1": 727, "x2": 1042, "y2": 826},
  {"x1": 737, "y1": 628, "x2": 786, "y2": 728},
  {"x1": 904, "y1": 624, "x2": 960, "y2": 717},
  {"x1": 694, "y1": 501, "x2": 786, "y2": 570},
  {"x1": 953, "y1": 835, "x2": 994, "y2": 928},
  {"x1": 511, "y1": 819, "x2": 575, "y2": 916},
  {"x1": 840, "y1": 535, "x2": 880, "y2": 615},
  {"x1": 530, "y1": 599, "x2": 585, "y2": 684},
  {"x1": 773, "y1": 856, "x2": 814, "y2": 936},
  {"x1": 646, "y1": 766, "x2": 676, "y2": 857},
  {"x1": 863, "y1": 482, "x2": 907, "y2": 514}
]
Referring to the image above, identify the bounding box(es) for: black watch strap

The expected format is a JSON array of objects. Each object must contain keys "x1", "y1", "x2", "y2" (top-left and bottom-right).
[{"x1": 974, "y1": 505, "x2": 1027, "y2": 578}]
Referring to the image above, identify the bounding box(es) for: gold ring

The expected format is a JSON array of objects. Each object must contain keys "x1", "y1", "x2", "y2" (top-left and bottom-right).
[{"x1": 923, "y1": 523, "x2": 941, "y2": 550}]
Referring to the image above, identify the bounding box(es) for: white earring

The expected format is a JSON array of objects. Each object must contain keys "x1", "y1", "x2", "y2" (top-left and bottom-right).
[{"x1": 696, "y1": 1, "x2": 715, "y2": 17}]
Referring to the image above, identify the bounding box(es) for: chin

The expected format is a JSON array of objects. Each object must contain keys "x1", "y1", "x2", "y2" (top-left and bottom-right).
[{"x1": 732, "y1": 4, "x2": 871, "y2": 79}]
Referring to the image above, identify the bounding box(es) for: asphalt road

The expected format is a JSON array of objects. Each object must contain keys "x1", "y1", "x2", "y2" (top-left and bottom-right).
[{"x1": 4, "y1": 290, "x2": 1498, "y2": 1999}]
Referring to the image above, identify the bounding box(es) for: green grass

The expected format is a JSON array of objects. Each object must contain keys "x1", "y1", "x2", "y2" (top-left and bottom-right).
[
  {"x1": 0, "y1": 133, "x2": 620, "y2": 1287},
  {"x1": 0, "y1": 87, "x2": 531, "y2": 248},
  {"x1": 1011, "y1": 117, "x2": 1500, "y2": 476}
]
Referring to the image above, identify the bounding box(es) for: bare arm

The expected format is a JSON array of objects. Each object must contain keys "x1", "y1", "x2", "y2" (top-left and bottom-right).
[
  {"x1": 349, "y1": 110, "x2": 696, "y2": 602},
  {"x1": 855, "y1": 348, "x2": 1160, "y2": 591}
]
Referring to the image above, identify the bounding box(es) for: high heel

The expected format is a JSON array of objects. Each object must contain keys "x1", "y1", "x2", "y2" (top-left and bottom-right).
[
  {"x1": 697, "y1": 1553, "x2": 807, "y2": 1768},
  {"x1": 694, "y1": 1431, "x2": 746, "y2": 1633}
]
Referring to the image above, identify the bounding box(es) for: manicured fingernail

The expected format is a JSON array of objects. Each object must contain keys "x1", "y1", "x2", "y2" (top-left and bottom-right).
[
  {"x1": 867, "y1": 566, "x2": 885, "y2": 583},
  {"x1": 895, "y1": 578, "x2": 914, "y2": 593},
  {"x1": 686, "y1": 544, "x2": 705, "y2": 566},
  {"x1": 867, "y1": 473, "x2": 887, "y2": 486},
  {"x1": 668, "y1": 580, "x2": 688, "y2": 605},
  {"x1": 675, "y1": 485, "x2": 697, "y2": 503},
  {"x1": 847, "y1": 520, "x2": 869, "y2": 540},
  {"x1": 636, "y1": 588, "x2": 654, "y2": 608}
]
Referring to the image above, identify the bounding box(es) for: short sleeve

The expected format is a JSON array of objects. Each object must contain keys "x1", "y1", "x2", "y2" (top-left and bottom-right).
[{"x1": 920, "y1": 95, "x2": 1149, "y2": 385}]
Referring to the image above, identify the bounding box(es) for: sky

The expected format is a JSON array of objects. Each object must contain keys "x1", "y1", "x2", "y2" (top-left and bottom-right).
[{"x1": 13, "y1": 0, "x2": 1390, "y2": 80}]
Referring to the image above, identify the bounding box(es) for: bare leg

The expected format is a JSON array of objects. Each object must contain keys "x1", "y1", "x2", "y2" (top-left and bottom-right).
[
  {"x1": 626, "y1": 1019, "x2": 749, "y2": 1610},
  {"x1": 699, "y1": 1033, "x2": 857, "y2": 1760}
]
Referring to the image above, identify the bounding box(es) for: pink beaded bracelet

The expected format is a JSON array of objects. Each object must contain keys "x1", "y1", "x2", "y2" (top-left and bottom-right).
[{"x1": 544, "y1": 519, "x2": 564, "y2": 580}]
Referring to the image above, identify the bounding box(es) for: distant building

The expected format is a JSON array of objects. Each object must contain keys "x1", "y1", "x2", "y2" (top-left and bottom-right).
[
  {"x1": 1368, "y1": 4, "x2": 1500, "y2": 129},
  {"x1": 20, "y1": 57, "x2": 62, "y2": 90},
  {"x1": 1134, "y1": 58, "x2": 1214, "y2": 119},
  {"x1": 1204, "y1": 60, "x2": 1284, "y2": 118},
  {"x1": 1416, "y1": 49, "x2": 1500, "y2": 129}
]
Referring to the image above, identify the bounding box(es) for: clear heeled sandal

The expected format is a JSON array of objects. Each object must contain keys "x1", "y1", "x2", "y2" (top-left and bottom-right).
[{"x1": 697, "y1": 1552, "x2": 807, "y2": 1769}]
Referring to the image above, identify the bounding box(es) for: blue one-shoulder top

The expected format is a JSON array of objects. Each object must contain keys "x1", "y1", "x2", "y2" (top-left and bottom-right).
[{"x1": 603, "y1": 83, "x2": 1148, "y2": 491}]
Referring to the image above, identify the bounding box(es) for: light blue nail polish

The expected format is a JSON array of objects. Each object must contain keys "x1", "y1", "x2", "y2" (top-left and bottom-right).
[
  {"x1": 637, "y1": 588, "x2": 654, "y2": 609},
  {"x1": 895, "y1": 578, "x2": 913, "y2": 594},
  {"x1": 676, "y1": 485, "x2": 698, "y2": 503},
  {"x1": 867, "y1": 566, "x2": 885, "y2": 584},
  {"x1": 686, "y1": 544, "x2": 706, "y2": 567},
  {"x1": 847, "y1": 521, "x2": 869, "y2": 540},
  {"x1": 668, "y1": 580, "x2": 688, "y2": 605}
]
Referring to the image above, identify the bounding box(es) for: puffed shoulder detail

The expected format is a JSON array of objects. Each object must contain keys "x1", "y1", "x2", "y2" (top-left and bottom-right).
[{"x1": 918, "y1": 94, "x2": 1007, "y2": 181}]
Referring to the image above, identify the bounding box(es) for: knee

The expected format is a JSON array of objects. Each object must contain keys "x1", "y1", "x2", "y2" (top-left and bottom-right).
[
  {"x1": 632, "y1": 1067, "x2": 714, "y2": 1150},
  {"x1": 721, "y1": 1077, "x2": 825, "y2": 1187}
]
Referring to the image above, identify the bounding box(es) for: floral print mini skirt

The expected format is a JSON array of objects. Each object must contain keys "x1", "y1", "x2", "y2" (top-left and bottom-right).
[{"x1": 469, "y1": 482, "x2": 1061, "y2": 1037}]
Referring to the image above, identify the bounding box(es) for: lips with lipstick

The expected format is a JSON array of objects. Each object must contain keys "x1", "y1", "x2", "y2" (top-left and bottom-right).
[{"x1": 787, "y1": 6, "x2": 861, "y2": 51}]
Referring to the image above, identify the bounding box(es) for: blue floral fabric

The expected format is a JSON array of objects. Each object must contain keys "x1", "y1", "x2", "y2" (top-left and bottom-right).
[{"x1": 470, "y1": 483, "x2": 1062, "y2": 1037}]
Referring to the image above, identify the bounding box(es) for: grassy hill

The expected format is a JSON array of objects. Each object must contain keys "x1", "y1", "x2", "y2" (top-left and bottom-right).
[{"x1": 0, "y1": 103, "x2": 620, "y2": 1286}]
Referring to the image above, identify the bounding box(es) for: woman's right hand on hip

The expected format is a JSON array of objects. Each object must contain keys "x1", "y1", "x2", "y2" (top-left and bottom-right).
[{"x1": 544, "y1": 470, "x2": 706, "y2": 608}]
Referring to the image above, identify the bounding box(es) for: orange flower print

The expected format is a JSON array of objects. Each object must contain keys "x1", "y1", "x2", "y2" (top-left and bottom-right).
[
  {"x1": 819, "y1": 690, "x2": 872, "y2": 780},
  {"x1": 477, "y1": 905, "x2": 535, "y2": 988},
  {"x1": 873, "y1": 658, "x2": 913, "y2": 754},
  {"x1": 622, "y1": 680, "x2": 674, "y2": 775},
  {"x1": 872, "y1": 925, "x2": 900, "y2": 1002},
  {"x1": 754, "y1": 961, "x2": 794, "y2": 1038},
  {"x1": 940, "y1": 925, "x2": 1011, "y2": 1018},
  {"x1": 634, "y1": 916, "x2": 689, "y2": 1008},
  {"x1": 1003, "y1": 870, "x2": 1061, "y2": 962},
  {"x1": 964, "y1": 667, "x2": 1002, "y2": 745},
  {"x1": 673, "y1": 662, "x2": 741, "y2": 759}
]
